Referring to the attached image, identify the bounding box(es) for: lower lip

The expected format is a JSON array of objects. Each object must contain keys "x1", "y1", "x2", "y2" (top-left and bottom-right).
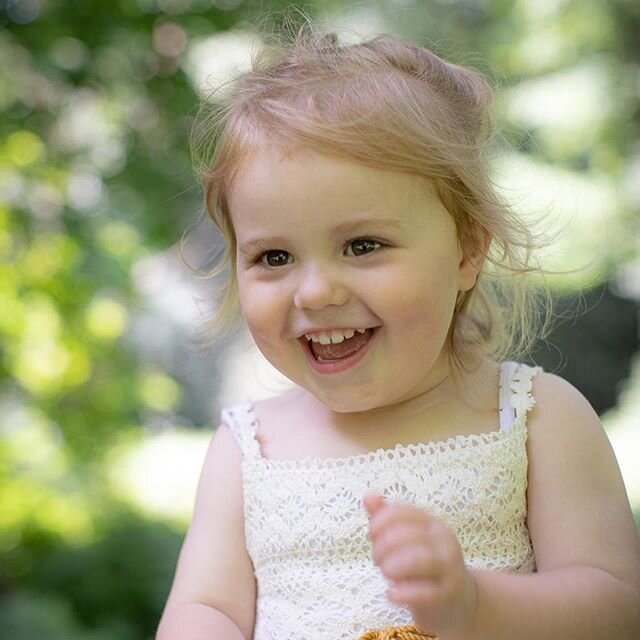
[{"x1": 300, "y1": 329, "x2": 377, "y2": 374}]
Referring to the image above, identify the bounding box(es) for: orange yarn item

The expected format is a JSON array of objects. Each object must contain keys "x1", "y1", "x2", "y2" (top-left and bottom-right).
[{"x1": 356, "y1": 625, "x2": 437, "y2": 639}]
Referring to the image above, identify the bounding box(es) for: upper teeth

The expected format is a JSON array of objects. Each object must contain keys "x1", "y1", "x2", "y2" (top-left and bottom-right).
[{"x1": 305, "y1": 328, "x2": 367, "y2": 344}]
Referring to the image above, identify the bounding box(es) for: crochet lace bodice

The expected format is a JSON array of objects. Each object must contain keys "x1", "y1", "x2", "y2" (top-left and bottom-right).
[{"x1": 222, "y1": 362, "x2": 540, "y2": 640}]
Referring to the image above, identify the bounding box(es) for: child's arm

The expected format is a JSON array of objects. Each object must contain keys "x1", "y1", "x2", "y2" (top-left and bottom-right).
[
  {"x1": 156, "y1": 424, "x2": 256, "y2": 640},
  {"x1": 366, "y1": 372, "x2": 640, "y2": 639}
]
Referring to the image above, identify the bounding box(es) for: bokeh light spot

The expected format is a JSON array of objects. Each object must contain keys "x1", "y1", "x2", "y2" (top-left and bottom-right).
[
  {"x1": 0, "y1": 406, "x2": 94, "y2": 541},
  {"x1": 98, "y1": 220, "x2": 141, "y2": 257},
  {"x1": 5, "y1": 130, "x2": 45, "y2": 167},
  {"x1": 106, "y1": 427, "x2": 209, "y2": 522},
  {"x1": 85, "y1": 297, "x2": 129, "y2": 340},
  {"x1": 21, "y1": 233, "x2": 80, "y2": 282},
  {"x1": 184, "y1": 30, "x2": 256, "y2": 97},
  {"x1": 67, "y1": 171, "x2": 104, "y2": 211},
  {"x1": 153, "y1": 21, "x2": 188, "y2": 58},
  {"x1": 7, "y1": 0, "x2": 41, "y2": 24},
  {"x1": 138, "y1": 369, "x2": 182, "y2": 412},
  {"x1": 14, "y1": 340, "x2": 71, "y2": 395},
  {"x1": 158, "y1": 0, "x2": 192, "y2": 15},
  {"x1": 137, "y1": 0, "x2": 161, "y2": 13},
  {"x1": 49, "y1": 37, "x2": 88, "y2": 71}
]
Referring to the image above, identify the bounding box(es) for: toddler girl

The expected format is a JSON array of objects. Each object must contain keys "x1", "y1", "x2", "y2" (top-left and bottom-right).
[{"x1": 156, "y1": 22, "x2": 640, "y2": 640}]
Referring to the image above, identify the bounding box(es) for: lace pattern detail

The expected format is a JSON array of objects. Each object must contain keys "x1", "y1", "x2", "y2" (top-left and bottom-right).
[
  {"x1": 222, "y1": 362, "x2": 540, "y2": 640},
  {"x1": 510, "y1": 363, "x2": 541, "y2": 417}
]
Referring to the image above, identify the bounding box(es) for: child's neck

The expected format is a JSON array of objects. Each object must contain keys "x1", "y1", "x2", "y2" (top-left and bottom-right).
[{"x1": 296, "y1": 358, "x2": 499, "y2": 439}]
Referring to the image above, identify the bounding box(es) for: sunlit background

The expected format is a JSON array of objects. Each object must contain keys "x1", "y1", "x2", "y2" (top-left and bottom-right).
[{"x1": 1, "y1": 0, "x2": 639, "y2": 638}]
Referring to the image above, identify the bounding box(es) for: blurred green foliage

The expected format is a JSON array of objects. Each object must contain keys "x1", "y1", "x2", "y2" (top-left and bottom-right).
[
  {"x1": 1, "y1": 507, "x2": 183, "y2": 639},
  {"x1": 1, "y1": 0, "x2": 639, "y2": 638}
]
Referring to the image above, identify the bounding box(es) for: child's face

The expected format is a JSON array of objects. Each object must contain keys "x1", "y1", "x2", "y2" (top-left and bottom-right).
[{"x1": 227, "y1": 144, "x2": 479, "y2": 413}]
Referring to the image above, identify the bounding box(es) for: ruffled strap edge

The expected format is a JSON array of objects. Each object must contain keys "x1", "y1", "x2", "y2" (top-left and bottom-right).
[
  {"x1": 220, "y1": 403, "x2": 262, "y2": 460},
  {"x1": 509, "y1": 363, "x2": 543, "y2": 420}
]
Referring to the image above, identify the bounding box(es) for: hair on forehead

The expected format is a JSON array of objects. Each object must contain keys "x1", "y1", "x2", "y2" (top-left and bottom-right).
[{"x1": 190, "y1": 16, "x2": 552, "y2": 366}]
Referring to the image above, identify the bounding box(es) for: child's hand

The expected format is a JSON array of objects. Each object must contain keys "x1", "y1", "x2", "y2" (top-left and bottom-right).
[{"x1": 364, "y1": 492, "x2": 477, "y2": 637}]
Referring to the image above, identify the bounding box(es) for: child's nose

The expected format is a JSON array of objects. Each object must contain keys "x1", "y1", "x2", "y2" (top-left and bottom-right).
[{"x1": 293, "y1": 264, "x2": 349, "y2": 310}]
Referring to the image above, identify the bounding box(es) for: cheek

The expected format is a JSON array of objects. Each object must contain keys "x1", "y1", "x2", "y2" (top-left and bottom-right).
[
  {"x1": 382, "y1": 272, "x2": 458, "y2": 335},
  {"x1": 237, "y1": 278, "x2": 255, "y2": 312},
  {"x1": 237, "y1": 279, "x2": 286, "y2": 337},
  {"x1": 237, "y1": 279, "x2": 263, "y2": 326}
]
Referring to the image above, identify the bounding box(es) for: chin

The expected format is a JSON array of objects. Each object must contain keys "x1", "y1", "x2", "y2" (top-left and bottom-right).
[{"x1": 310, "y1": 386, "x2": 384, "y2": 414}]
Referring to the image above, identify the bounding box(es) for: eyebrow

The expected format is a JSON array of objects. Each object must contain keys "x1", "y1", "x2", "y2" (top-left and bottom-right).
[
  {"x1": 237, "y1": 217, "x2": 409, "y2": 256},
  {"x1": 332, "y1": 217, "x2": 408, "y2": 234},
  {"x1": 237, "y1": 236, "x2": 286, "y2": 257}
]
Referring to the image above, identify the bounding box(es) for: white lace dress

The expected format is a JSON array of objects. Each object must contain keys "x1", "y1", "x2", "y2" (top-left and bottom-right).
[{"x1": 222, "y1": 361, "x2": 540, "y2": 640}]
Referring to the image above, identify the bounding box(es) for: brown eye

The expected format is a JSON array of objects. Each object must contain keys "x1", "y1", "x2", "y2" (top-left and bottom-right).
[
  {"x1": 345, "y1": 239, "x2": 381, "y2": 257},
  {"x1": 260, "y1": 250, "x2": 293, "y2": 267}
]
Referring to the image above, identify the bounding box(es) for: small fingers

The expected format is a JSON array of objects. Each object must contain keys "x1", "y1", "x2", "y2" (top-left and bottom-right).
[
  {"x1": 378, "y1": 542, "x2": 443, "y2": 582},
  {"x1": 368, "y1": 501, "x2": 432, "y2": 541},
  {"x1": 387, "y1": 578, "x2": 440, "y2": 606},
  {"x1": 363, "y1": 492, "x2": 386, "y2": 516},
  {"x1": 372, "y1": 521, "x2": 433, "y2": 563}
]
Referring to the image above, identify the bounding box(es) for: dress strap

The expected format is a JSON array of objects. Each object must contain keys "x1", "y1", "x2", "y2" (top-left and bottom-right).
[
  {"x1": 499, "y1": 362, "x2": 542, "y2": 430},
  {"x1": 509, "y1": 363, "x2": 542, "y2": 421},
  {"x1": 498, "y1": 362, "x2": 518, "y2": 430},
  {"x1": 220, "y1": 403, "x2": 263, "y2": 460}
]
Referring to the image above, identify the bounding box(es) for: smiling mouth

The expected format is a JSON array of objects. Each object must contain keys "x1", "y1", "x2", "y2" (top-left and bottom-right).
[{"x1": 306, "y1": 329, "x2": 374, "y2": 362}]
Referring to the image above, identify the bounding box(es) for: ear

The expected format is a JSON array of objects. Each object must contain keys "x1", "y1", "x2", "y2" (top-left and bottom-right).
[{"x1": 457, "y1": 228, "x2": 490, "y2": 292}]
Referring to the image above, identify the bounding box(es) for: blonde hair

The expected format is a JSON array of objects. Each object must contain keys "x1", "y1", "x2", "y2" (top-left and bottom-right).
[{"x1": 190, "y1": 20, "x2": 551, "y2": 366}]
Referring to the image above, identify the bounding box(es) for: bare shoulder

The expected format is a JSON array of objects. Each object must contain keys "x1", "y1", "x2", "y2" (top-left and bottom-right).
[
  {"x1": 526, "y1": 369, "x2": 623, "y2": 498},
  {"x1": 525, "y1": 370, "x2": 640, "y2": 589},
  {"x1": 251, "y1": 387, "x2": 317, "y2": 456},
  {"x1": 526, "y1": 370, "x2": 627, "y2": 483},
  {"x1": 526, "y1": 370, "x2": 607, "y2": 451},
  {"x1": 191, "y1": 422, "x2": 245, "y2": 522},
  {"x1": 159, "y1": 423, "x2": 256, "y2": 638},
  {"x1": 529, "y1": 369, "x2": 598, "y2": 419}
]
